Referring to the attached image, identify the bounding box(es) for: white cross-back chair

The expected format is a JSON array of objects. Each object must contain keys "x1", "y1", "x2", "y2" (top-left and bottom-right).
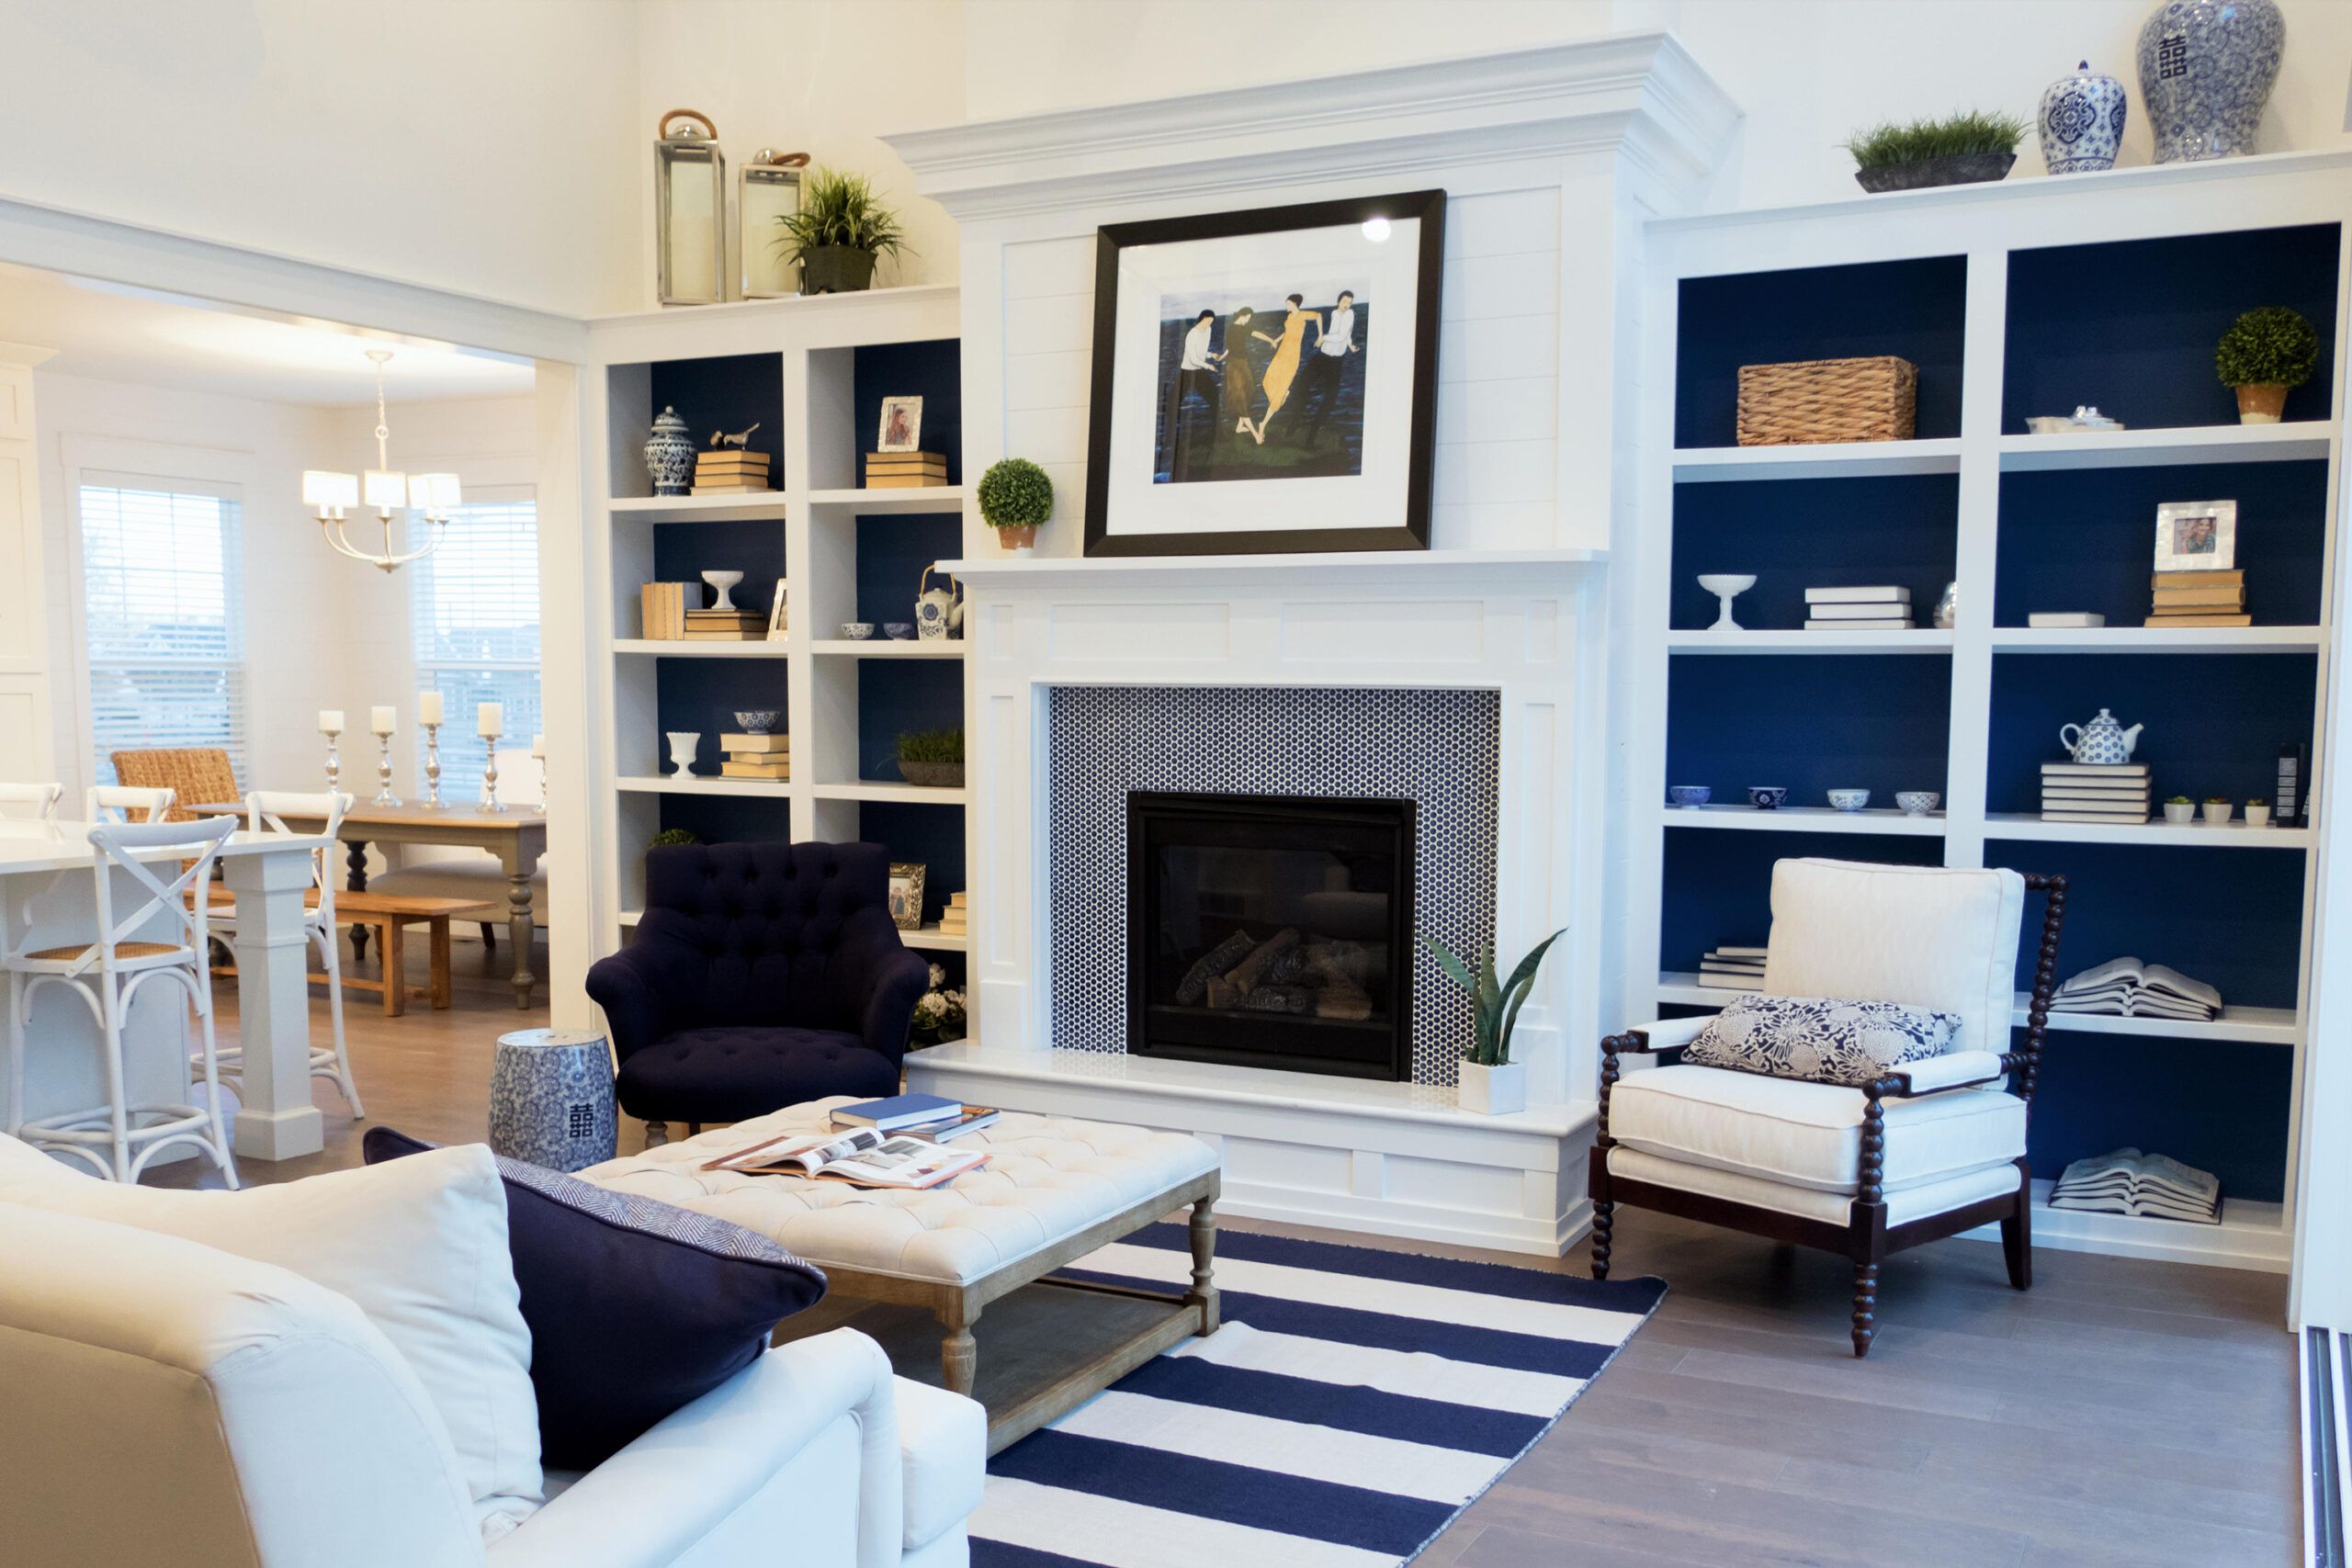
[
  {"x1": 0, "y1": 783, "x2": 62, "y2": 822},
  {"x1": 3, "y1": 815, "x2": 241, "y2": 1186},
  {"x1": 86, "y1": 785, "x2": 175, "y2": 824},
  {"x1": 208, "y1": 791, "x2": 361, "y2": 1116}
]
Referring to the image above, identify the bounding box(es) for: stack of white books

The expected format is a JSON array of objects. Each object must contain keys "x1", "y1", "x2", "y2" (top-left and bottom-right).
[
  {"x1": 1697, "y1": 945, "x2": 1766, "y2": 991},
  {"x1": 2049, "y1": 956, "x2": 2221, "y2": 1021},
  {"x1": 2048, "y1": 1148, "x2": 2220, "y2": 1224},
  {"x1": 2040, "y1": 761, "x2": 2150, "y2": 824},
  {"x1": 1804, "y1": 586, "x2": 1914, "y2": 630}
]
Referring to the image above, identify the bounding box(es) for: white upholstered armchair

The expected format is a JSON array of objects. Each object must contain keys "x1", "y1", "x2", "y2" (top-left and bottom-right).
[{"x1": 1591, "y1": 857, "x2": 2069, "y2": 1356}]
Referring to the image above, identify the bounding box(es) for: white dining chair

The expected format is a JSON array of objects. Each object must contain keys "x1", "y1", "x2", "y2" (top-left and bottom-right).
[
  {"x1": 0, "y1": 783, "x2": 62, "y2": 822},
  {"x1": 86, "y1": 785, "x2": 175, "y2": 824},
  {"x1": 3, "y1": 815, "x2": 241, "y2": 1186},
  {"x1": 208, "y1": 791, "x2": 361, "y2": 1117}
]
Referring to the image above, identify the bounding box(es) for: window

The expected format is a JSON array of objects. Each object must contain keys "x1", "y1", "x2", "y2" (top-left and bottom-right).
[
  {"x1": 410, "y1": 495, "x2": 539, "y2": 800},
  {"x1": 79, "y1": 479, "x2": 246, "y2": 787}
]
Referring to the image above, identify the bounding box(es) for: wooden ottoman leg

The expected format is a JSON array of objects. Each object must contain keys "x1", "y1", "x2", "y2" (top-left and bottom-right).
[
  {"x1": 1187, "y1": 1194, "x2": 1220, "y2": 1335},
  {"x1": 942, "y1": 1299, "x2": 980, "y2": 1397}
]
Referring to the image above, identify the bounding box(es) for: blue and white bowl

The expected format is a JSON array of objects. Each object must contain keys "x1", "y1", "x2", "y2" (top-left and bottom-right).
[
  {"x1": 1747, "y1": 786, "x2": 1788, "y2": 810},
  {"x1": 1895, "y1": 790, "x2": 1941, "y2": 816},
  {"x1": 1827, "y1": 787, "x2": 1871, "y2": 813},
  {"x1": 840, "y1": 621, "x2": 876, "y2": 640},
  {"x1": 883, "y1": 622, "x2": 916, "y2": 640},
  {"x1": 1668, "y1": 784, "x2": 1713, "y2": 808}
]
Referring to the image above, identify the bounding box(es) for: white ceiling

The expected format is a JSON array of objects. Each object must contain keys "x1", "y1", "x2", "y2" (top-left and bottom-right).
[{"x1": 0, "y1": 260, "x2": 535, "y2": 406}]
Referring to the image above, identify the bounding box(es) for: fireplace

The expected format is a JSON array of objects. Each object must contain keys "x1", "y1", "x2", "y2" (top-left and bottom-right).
[{"x1": 1125, "y1": 791, "x2": 1415, "y2": 1080}]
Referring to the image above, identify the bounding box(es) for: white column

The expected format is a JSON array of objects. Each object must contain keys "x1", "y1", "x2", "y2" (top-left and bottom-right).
[{"x1": 222, "y1": 845, "x2": 325, "y2": 1159}]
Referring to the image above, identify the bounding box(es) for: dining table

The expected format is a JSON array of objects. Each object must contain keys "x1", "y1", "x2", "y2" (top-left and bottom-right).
[{"x1": 0, "y1": 818, "x2": 334, "y2": 1163}]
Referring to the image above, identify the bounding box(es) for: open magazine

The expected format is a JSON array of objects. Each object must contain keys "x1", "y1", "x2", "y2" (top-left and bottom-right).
[
  {"x1": 701, "y1": 1125, "x2": 989, "y2": 1189},
  {"x1": 2048, "y1": 1147, "x2": 2220, "y2": 1224},
  {"x1": 2050, "y1": 957, "x2": 2222, "y2": 1021}
]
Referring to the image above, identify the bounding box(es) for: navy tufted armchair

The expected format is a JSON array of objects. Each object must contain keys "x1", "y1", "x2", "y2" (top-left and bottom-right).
[{"x1": 584, "y1": 840, "x2": 932, "y2": 1141}]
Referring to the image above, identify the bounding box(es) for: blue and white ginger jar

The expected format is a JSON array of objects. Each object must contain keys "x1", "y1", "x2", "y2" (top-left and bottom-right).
[
  {"x1": 644, "y1": 405, "x2": 696, "y2": 496},
  {"x1": 2039, "y1": 61, "x2": 2128, "y2": 174},
  {"x1": 2138, "y1": 0, "x2": 2284, "y2": 164}
]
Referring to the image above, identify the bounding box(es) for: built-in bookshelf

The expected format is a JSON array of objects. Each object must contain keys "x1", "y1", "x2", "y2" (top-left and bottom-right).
[
  {"x1": 1636, "y1": 155, "x2": 2351, "y2": 1272},
  {"x1": 582, "y1": 286, "x2": 976, "y2": 1001}
]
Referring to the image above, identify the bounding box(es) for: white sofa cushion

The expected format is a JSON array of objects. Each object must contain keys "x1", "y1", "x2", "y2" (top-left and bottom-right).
[
  {"x1": 896, "y1": 1376, "x2": 987, "y2": 1551},
  {"x1": 1762, "y1": 858, "x2": 2025, "y2": 1056},
  {"x1": 1608, "y1": 1064, "x2": 2025, "y2": 1194},
  {"x1": 1606, "y1": 1145, "x2": 2024, "y2": 1227},
  {"x1": 0, "y1": 1201, "x2": 485, "y2": 1568},
  {"x1": 0, "y1": 1134, "x2": 542, "y2": 1542}
]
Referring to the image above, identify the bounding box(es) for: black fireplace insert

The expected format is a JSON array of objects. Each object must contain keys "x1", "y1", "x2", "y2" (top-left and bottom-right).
[{"x1": 1125, "y1": 790, "x2": 1414, "y2": 1080}]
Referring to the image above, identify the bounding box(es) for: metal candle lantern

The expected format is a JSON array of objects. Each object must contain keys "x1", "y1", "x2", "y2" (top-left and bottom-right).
[
  {"x1": 655, "y1": 109, "x2": 726, "y2": 307},
  {"x1": 741, "y1": 150, "x2": 809, "y2": 299}
]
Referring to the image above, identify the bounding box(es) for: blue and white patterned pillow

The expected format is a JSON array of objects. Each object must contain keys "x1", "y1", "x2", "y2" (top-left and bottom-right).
[{"x1": 1682, "y1": 993, "x2": 1960, "y2": 1087}]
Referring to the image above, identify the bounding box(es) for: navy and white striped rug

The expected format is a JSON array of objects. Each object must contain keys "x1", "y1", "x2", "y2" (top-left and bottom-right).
[{"x1": 967, "y1": 1224, "x2": 1667, "y2": 1566}]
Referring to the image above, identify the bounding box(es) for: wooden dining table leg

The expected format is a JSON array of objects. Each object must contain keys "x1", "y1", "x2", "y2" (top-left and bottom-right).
[
  {"x1": 503, "y1": 846, "x2": 537, "y2": 1010},
  {"x1": 345, "y1": 836, "x2": 371, "y2": 964}
]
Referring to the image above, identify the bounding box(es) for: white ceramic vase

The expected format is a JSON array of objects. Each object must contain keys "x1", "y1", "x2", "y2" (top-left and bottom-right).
[
  {"x1": 666, "y1": 730, "x2": 701, "y2": 775},
  {"x1": 1458, "y1": 1060, "x2": 1527, "y2": 1116}
]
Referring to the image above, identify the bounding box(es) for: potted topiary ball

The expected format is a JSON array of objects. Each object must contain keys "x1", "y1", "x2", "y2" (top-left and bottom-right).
[
  {"x1": 775, "y1": 166, "x2": 908, "y2": 294},
  {"x1": 978, "y1": 457, "x2": 1053, "y2": 554},
  {"x1": 2215, "y1": 307, "x2": 2319, "y2": 424}
]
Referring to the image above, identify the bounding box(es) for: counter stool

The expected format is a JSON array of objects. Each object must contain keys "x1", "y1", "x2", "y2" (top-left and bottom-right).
[
  {"x1": 208, "y1": 791, "x2": 362, "y2": 1116},
  {"x1": 4, "y1": 816, "x2": 241, "y2": 1186},
  {"x1": 86, "y1": 785, "x2": 174, "y2": 824}
]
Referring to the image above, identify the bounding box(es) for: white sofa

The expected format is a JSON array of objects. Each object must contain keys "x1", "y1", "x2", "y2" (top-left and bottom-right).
[{"x1": 0, "y1": 1194, "x2": 984, "y2": 1568}]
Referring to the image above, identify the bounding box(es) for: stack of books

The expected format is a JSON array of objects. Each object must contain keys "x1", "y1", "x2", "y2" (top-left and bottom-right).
[
  {"x1": 718, "y1": 730, "x2": 789, "y2": 781},
  {"x1": 2049, "y1": 1148, "x2": 2220, "y2": 1224},
  {"x1": 1697, "y1": 945, "x2": 1766, "y2": 992},
  {"x1": 684, "y1": 606, "x2": 767, "y2": 642},
  {"x1": 830, "y1": 1093, "x2": 1000, "y2": 1143},
  {"x1": 2146, "y1": 569, "x2": 2248, "y2": 627},
  {"x1": 693, "y1": 446, "x2": 775, "y2": 494},
  {"x1": 936, "y1": 891, "x2": 968, "y2": 939},
  {"x1": 865, "y1": 451, "x2": 948, "y2": 489},
  {"x1": 639, "y1": 581, "x2": 693, "y2": 640},
  {"x1": 2039, "y1": 761, "x2": 2150, "y2": 824},
  {"x1": 1804, "y1": 586, "x2": 1914, "y2": 630},
  {"x1": 2049, "y1": 956, "x2": 2221, "y2": 1022}
]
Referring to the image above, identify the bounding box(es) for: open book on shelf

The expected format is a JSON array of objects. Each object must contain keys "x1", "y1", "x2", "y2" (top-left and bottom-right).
[
  {"x1": 2050, "y1": 956, "x2": 2222, "y2": 1021},
  {"x1": 2048, "y1": 1148, "x2": 2221, "y2": 1224},
  {"x1": 701, "y1": 1125, "x2": 990, "y2": 1189}
]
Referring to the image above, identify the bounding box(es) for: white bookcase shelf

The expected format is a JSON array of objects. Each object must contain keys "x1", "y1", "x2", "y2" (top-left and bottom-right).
[
  {"x1": 1667, "y1": 628, "x2": 1952, "y2": 654},
  {"x1": 1654, "y1": 972, "x2": 2301, "y2": 1045},
  {"x1": 616, "y1": 774, "x2": 794, "y2": 799},
  {"x1": 807, "y1": 486, "x2": 965, "y2": 513},
  {"x1": 1660, "y1": 804, "x2": 1945, "y2": 835},
  {"x1": 1996, "y1": 421, "x2": 2336, "y2": 472},
  {"x1": 612, "y1": 638, "x2": 792, "y2": 659},
  {"x1": 1989, "y1": 626, "x2": 2324, "y2": 653},
  {"x1": 1984, "y1": 813, "x2": 2313, "y2": 849},
  {"x1": 810, "y1": 639, "x2": 967, "y2": 659},
  {"x1": 1670, "y1": 438, "x2": 1962, "y2": 482},
  {"x1": 809, "y1": 780, "x2": 970, "y2": 806},
  {"x1": 609, "y1": 492, "x2": 789, "y2": 522}
]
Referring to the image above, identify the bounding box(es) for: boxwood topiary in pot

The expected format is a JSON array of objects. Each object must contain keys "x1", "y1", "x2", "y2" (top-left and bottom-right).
[
  {"x1": 2215, "y1": 307, "x2": 2319, "y2": 424},
  {"x1": 978, "y1": 457, "x2": 1053, "y2": 554}
]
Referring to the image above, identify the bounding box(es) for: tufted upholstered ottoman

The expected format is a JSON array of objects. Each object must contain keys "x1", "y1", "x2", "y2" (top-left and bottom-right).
[{"x1": 578, "y1": 1096, "x2": 1222, "y2": 1453}]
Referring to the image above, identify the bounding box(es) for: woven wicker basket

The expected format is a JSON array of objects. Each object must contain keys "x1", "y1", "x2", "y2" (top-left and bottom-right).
[{"x1": 1736, "y1": 356, "x2": 1918, "y2": 446}]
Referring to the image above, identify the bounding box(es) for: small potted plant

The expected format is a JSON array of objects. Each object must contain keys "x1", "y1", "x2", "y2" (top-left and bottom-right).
[
  {"x1": 1843, "y1": 109, "x2": 2029, "y2": 193},
  {"x1": 2202, "y1": 795, "x2": 2234, "y2": 825},
  {"x1": 2245, "y1": 796, "x2": 2273, "y2": 828},
  {"x1": 896, "y1": 727, "x2": 965, "y2": 788},
  {"x1": 978, "y1": 457, "x2": 1053, "y2": 554},
  {"x1": 2163, "y1": 795, "x2": 2197, "y2": 825},
  {"x1": 649, "y1": 827, "x2": 699, "y2": 851},
  {"x1": 2215, "y1": 307, "x2": 2319, "y2": 424},
  {"x1": 1422, "y1": 926, "x2": 1566, "y2": 1115},
  {"x1": 909, "y1": 963, "x2": 967, "y2": 1046},
  {"x1": 775, "y1": 167, "x2": 908, "y2": 294}
]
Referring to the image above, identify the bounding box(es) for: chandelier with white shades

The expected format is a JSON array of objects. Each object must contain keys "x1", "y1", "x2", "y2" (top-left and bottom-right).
[{"x1": 302, "y1": 348, "x2": 459, "y2": 571}]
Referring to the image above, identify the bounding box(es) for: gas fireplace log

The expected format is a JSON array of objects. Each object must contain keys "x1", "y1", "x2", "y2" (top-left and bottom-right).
[{"x1": 1175, "y1": 929, "x2": 1257, "y2": 1005}]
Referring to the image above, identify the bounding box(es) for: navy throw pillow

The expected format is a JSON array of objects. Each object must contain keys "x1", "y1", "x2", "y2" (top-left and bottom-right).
[{"x1": 363, "y1": 1127, "x2": 827, "y2": 1468}]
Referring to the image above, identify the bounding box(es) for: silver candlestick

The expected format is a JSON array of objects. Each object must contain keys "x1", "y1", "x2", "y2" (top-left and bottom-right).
[
  {"x1": 372, "y1": 732, "x2": 401, "y2": 807},
  {"x1": 536, "y1": 753, "x2": 548, "y2": 815},
  {"x1": 323, "y1": 727, "x2": 343, "y2": 793},
  {"x1": 421, "y1": 722, "x2": 445, "y2": 809},
  {"x1": 481, "y1": 734, "x2": 505, "y2": 813}
]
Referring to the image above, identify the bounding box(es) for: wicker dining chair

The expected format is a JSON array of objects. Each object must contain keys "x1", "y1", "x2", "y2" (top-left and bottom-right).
[{"x1": 109, "y1": 749, "x2": 240, "y2": 823}]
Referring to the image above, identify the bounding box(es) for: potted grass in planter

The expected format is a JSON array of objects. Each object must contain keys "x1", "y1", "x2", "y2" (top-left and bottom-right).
[
  {"x1": 775, "y1": 167, "x2": 909, "y2": 294},
  {"x1": 1422, "y1": 926, "x2": 1565, "y2": 1115},
  {"x1": 1844, "y1": 109, "x2": 2029, "y2": 193},
  {"x1": 896, "y1": 727, "x2": 965, "y2": 788}
]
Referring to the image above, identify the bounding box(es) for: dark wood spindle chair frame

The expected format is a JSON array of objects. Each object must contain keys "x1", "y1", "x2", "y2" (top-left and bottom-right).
[{"x1": 1589, "y1": 872, "x2": 2068, "y2": 1357}]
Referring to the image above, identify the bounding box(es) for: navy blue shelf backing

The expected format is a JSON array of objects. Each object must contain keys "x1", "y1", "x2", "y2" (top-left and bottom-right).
[
  {"x1": 1986, "y1": 652, "x2": 2314, "y2": 814},
  {"x1": 857, "y1": 660, "x2": 965, "y2": 785},
  {"x1": 1658, "y1": 828, "x2": 1942, "y2": 976},
  {"x1": 854, "y1": 339, "x2": 963, "y2": 486},
  {"x1": 856, "y1": 513, "x2": 962, "y2": 630},
  {"x1": 1676, "y1": 255, "x2": 1967, "y2": 447},
  {"x1": 2024, "y1": 1026, "x2": 2292, "y2": 1203},
  {"x1": 656, "y1": 793, "x2": 788, "y2": 845},
  {"x1": 647, "y1": 354, "x2": 785, "y2": 483},
  {"x1": 654, "y1": 659, "x2": 786, "y2": 773},
  {"x1": 861, "y1": 802, "x2": 965, "y2": 927},
  {"x1": 1667, "y1": 654, "x2": 1951, "y2": 807},
  {"x1": 651, "y1": 519, "x2": 785, "y2": 627},
  {"x1": 1994, "y1": 459, "x2": 2326, "y2": 628},
  {"x1": 1671, "y1": 473, "x2": 1958, "y2": 630},
  {"x1": 2004, "y1": 222, "x2": 2341, "y2": 432}
]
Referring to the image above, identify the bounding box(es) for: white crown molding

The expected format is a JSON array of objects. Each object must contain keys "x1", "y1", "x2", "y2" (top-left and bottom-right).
[{"x1": 887, "y1": 30, "x2": 1739, "y2": 222}]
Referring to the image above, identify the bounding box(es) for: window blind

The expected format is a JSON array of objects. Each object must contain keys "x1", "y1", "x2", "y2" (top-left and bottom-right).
[
  {"x1": 79, "y1": 479, "x2": 246, "y2": 787},
  {"x1": 410, "y1": 496, "x2": 540, "y2": 799}
]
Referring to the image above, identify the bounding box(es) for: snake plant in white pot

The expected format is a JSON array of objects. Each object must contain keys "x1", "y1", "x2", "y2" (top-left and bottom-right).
[{"x1": 1422, "y1": 927, "x2": 1566, "y2": 1115}]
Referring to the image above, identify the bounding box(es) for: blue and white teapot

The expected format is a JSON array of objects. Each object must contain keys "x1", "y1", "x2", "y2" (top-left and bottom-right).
[{"x1": 2060, "y1": 707, "x2": 2143, "y2": 765}]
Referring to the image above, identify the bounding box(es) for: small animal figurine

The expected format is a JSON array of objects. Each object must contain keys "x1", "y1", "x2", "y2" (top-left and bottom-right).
[{"x1": 710, "y1": 422, "x2": 762, "y2": 449}]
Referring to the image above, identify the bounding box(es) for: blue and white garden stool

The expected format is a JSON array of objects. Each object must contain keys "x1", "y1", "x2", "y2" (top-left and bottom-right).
[{"x1": 489, "y1": 1028, "x2": 617, "y2": 1171}]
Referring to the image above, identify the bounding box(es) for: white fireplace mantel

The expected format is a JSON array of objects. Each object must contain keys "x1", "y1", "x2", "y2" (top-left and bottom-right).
[{"x1": 940, "y1": 547, "x2": 1604, "y2": 589}]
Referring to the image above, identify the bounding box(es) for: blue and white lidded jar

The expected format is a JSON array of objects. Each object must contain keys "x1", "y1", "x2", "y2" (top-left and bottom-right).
[
  {"x1": 643, "y1": 405, "x2": 696, "y2": 496},
  {"x1": 2137, "y1": 0, "x2": 2284, "y2": 164},
  {"x1": 2039, "y1": 61, "x2": 2129, "y2": 174}
]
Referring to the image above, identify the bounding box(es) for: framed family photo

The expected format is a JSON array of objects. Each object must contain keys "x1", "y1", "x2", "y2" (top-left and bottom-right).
[
  {"x1": 877, "y1": 395, "x2": 924, "y2": 453},
  {"x1": 2154, "y1": 499, "x2": 2237, "y2": 571},
  {"x1": 1081, "y1": 189, "x2": 1445, "y2": 557},
  {"x1": 888, "y1": 862, "x2": 928, "y2": 931}
]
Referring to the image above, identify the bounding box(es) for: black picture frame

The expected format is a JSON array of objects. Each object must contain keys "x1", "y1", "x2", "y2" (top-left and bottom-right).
[{"x1": 1082, "y1": 189, "x2": 1446, "y2": 558}]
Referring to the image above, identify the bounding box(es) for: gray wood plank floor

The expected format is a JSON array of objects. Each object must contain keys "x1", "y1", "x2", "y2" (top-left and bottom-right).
[{"x1": 166, "y1": 943, "x2": 2303, "y2": 1566}]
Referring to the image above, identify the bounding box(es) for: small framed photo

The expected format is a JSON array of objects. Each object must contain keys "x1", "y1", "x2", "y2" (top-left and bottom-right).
[
  {"x1": 888, "y1": 862, "x2": 928, "y2": 931},
  {"x1": 766, "y1": 579, "x2": 788, "y2": 640},
  {"x1": 2154, "y1": 500, "x2": 2237, "y2": 571},
  {"x1": 876, "y1": 396, "x2": 923, "y2": 453}
]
